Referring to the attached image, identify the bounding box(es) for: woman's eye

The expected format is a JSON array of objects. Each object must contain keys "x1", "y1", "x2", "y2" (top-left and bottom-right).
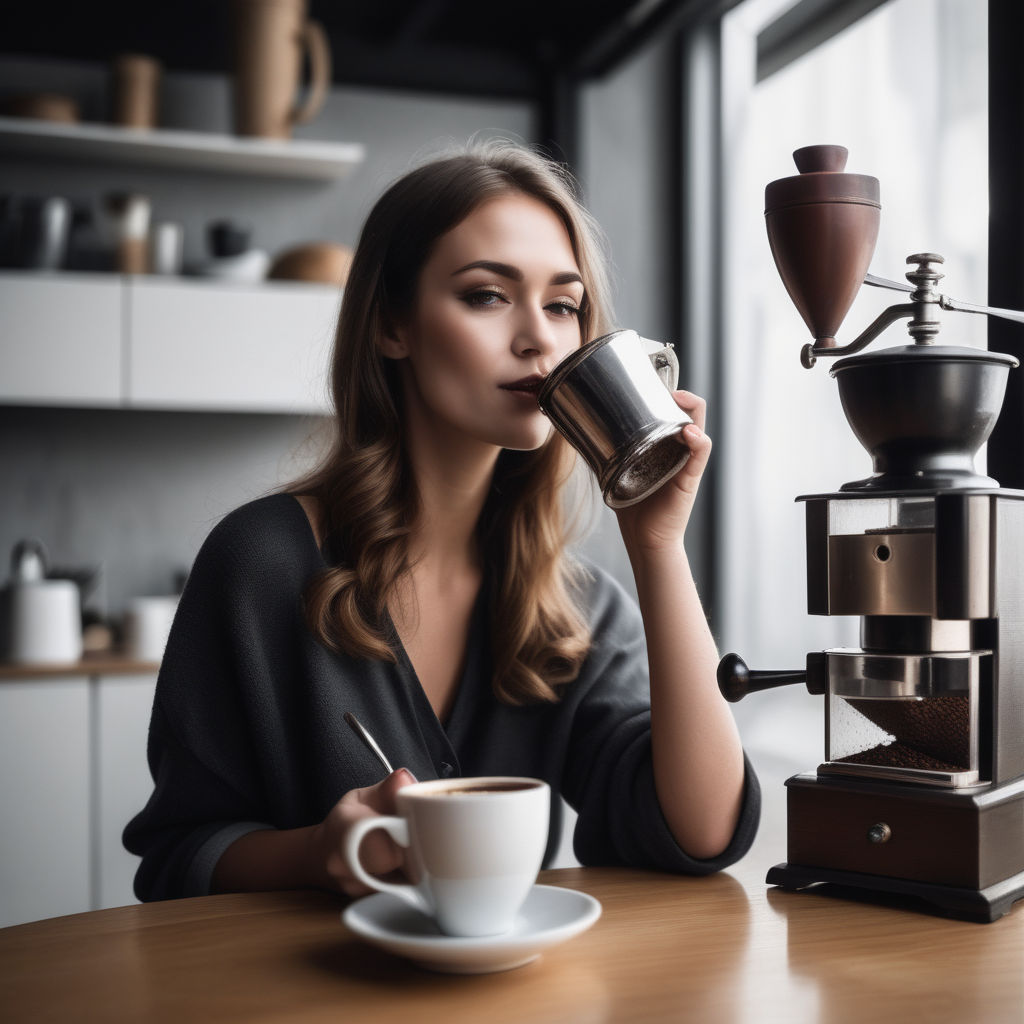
[
  {"x1": 461, "y1": 289, "x2": 507, "y2": 309},
  {"x1": 547, "y1": 300, "x2": 581, "y2": 318}
]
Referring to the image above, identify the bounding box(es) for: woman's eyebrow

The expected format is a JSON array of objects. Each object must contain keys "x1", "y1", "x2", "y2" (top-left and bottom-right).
[
  {"x1": 452, "y1": 260, "x2": 584, "y2": 287},
  {"x1": 551, "y1": 271, "x2": 584, "y2": 286}
]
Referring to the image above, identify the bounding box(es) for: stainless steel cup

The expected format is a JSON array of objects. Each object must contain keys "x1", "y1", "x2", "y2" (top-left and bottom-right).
[
  {"x1": 18, "y1": 196, "x2": 70, "y2": 270},
  {"x1": 538, "y1": 329, "x2": 691, "y2": 508}
]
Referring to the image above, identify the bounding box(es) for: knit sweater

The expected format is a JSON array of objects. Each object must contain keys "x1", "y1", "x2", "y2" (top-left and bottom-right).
[{"x1": 124, "y1": 493, "x2": 760, "y2": 900}]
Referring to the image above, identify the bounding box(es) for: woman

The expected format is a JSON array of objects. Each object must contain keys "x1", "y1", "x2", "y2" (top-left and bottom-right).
[{"x1": 124, "y1": 141, "x2": 759, "y2": 901}]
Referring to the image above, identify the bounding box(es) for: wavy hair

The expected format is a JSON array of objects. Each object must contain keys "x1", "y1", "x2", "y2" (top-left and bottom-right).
[{"x1": 291, "y1": 141, "x2": 615, "y2": 704}]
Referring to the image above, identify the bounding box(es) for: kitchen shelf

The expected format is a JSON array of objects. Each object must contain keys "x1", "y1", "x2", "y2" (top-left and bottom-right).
[
  {"x1": 0, "y1": 115, "x2": 365, "y2": 181},
  {"x1": 0, "y1": 652, "x2": 159, "y2": 680}
]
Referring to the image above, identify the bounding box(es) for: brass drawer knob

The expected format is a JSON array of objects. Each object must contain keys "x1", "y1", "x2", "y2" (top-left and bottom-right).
[{"x1": 867, "y1": 822, "x2": 892, "y2": 844}]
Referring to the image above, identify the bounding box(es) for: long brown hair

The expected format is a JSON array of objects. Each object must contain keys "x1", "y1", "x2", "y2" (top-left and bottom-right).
[{"x1": 292, "y1": 141, "x2": 615, "y2": 704}]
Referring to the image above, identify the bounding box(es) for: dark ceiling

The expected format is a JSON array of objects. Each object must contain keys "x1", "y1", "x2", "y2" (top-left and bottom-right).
[{"x1": 4, "y1": 0, "x2": 678, "y2": 99}]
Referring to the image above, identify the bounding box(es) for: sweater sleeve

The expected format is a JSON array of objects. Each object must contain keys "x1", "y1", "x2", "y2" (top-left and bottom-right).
[
  {"x1": 562, "y1": 568, "x2": 760, "y2": 874},
  {"x1": 122, "y1": 499, "x2": 305, "y2": 901}
]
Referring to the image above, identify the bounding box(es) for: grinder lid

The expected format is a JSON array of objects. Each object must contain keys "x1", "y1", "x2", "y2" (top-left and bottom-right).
[{"x1": 765, "y1": 144, "x2": 879, "y2": 213}]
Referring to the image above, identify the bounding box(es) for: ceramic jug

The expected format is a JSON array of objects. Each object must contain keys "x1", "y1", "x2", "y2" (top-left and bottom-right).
[
  {"x1": 111, "y1": 53, "x2": 161, "y2": 129},
  {"x1": 7, "y1": 539, "x2": 82, "y2": 664},
  {"x1": 231, "y1": 0, "x2": 331, "y2": 138}
]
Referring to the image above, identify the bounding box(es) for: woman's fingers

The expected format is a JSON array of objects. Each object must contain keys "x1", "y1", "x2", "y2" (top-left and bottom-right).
[
  {"x1": 321, "y1": 768, "x2": 418, "y2": 896},
  {"x1": 357, "y1": 768, "x2": 417, "y2": 813},
  {"x1": 672, "y1": 389, "x2": 706, "y2": 432},
  {"x1": 679, "y1": 421, "x2": 712, "y2": 484}
]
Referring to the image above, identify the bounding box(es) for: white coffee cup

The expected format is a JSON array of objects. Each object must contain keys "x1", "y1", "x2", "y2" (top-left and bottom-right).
[
  {"x1": 344, "y1": 776, "x2": 550, "y2": 937},
  {"x1": 125, "y1": 595, "x2": 178, "y2": 662}
]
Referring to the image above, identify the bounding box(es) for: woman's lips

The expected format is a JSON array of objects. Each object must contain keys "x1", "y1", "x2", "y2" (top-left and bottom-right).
[{"x1": 499, "y1": 375, "x2": 545, "y2": 397}]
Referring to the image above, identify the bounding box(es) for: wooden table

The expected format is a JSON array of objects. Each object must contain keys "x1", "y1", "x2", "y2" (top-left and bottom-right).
[{"x1": 1, "y1": 860, "x2": 1020, "y2": 1024}]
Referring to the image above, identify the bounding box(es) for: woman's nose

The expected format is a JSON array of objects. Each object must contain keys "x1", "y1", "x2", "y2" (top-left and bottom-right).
[{"x1": 511, "y1": 306, "x2": 559, "y2": 357}]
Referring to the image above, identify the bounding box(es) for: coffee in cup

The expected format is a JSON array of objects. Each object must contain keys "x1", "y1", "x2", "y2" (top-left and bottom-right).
[{"x1": 343, "y1": 776, "x2": 549, "y2": 937}]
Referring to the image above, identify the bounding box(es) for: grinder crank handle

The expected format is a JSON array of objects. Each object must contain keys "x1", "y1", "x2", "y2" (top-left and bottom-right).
[
  {"x1": 864, "y1": 272, "x2": 1024, "y2": 324},
  {"x1": 939, "y1": 295, "x2": 1024, "y2": 326},
  {"x1": 717, "y1": 652, "x2": 827, "y2": 703}
]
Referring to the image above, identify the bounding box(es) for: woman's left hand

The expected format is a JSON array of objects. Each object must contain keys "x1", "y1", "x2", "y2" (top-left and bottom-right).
[{"x1": 615, "y1": 390, "x2": 711, "y2": 553}]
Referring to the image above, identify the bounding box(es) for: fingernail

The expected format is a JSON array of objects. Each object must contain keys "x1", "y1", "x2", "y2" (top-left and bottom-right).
[{"x1": 396, "y1": 767, "x2": 417, "y2": 784}]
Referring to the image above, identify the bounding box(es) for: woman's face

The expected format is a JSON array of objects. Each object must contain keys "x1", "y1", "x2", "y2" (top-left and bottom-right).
[{"x1": 382, "y1": 192, "x2": 585, "y2": 453}]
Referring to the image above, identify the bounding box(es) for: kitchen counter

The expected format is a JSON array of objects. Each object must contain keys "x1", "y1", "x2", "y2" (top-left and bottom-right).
[{"x1": 0, "y1": 652, "x2": 159, "y2": 680}]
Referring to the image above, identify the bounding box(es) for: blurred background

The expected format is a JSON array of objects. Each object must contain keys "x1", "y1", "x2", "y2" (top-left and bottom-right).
[{"x1": 1, "y1": 0, "x2": 1021, "y2": 925}]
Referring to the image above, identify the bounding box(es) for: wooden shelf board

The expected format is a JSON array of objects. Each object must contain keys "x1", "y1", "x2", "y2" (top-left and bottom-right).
[{"x1": 0, "y1": 116, "x2": 365, "y2": 181}]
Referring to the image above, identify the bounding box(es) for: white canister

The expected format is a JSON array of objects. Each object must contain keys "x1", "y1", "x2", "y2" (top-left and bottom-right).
[
  {"x1": 9, "y1": 580, "x2": 83, "y2": 664},
  {"x1": 148, "y1": 221, "x2": 184, "y2": 275},
  {"x1": 125, "y1": 596, "x2": 179, "y2": 663}
]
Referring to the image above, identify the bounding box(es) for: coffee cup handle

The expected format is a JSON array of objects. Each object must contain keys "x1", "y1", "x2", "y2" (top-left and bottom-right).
[
  {"x1": 292, "y1": 19, "x2": 331, "y2": 125},
  {"x1": 343, "y1": 815, "x2": 431, "y2": 915}
]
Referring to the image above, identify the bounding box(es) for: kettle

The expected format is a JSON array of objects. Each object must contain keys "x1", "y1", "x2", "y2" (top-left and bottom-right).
[{"x1": 6, "y1": 539, "x2": 83, "y2": 664}]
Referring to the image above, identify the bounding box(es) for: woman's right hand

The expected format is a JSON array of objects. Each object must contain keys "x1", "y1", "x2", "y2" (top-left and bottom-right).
[{"x1": 310, "y1": 768, "x2": 417, "y2": 897}]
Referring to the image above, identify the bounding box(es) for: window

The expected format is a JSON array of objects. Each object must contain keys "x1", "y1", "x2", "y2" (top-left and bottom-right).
[{"x1": 716, "y1": 0, "x2": 987, "y2": 754}]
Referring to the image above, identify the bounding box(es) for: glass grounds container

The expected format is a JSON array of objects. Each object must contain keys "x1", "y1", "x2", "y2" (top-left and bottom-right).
[{"x1": 818, "y1": 495, "x2": 983, "y2": 788}]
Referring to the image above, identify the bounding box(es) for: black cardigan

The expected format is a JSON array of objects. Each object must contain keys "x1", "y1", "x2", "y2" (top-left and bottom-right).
[{"x1": 124, "y1": 493, "x2": 760, "y2": 900}]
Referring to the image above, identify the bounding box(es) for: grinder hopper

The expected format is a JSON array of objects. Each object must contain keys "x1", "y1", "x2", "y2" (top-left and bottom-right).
[{"x1": 764, "y1": 145, "x2": 880, "y2": 351}]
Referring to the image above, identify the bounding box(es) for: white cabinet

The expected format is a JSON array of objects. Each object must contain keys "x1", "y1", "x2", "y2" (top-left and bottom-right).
[
  {"x1": 127, "y1": 278, "x2": 340, "y2": 413},
  {"x1": 0, "y1": 671, "x2": 158, "y2": 927},
  {"x1": 0, "y1": 273, "x2": 122, "y2": 407},
  {"x1": 96, "y1": 674, "x2": 157, "y2": 910},
  {"x1": 0, "y1": 272, "x2": 340, "y2": 414},
  {"x1": 0, "y1": 678, "x2": 92, "y2": 928}
]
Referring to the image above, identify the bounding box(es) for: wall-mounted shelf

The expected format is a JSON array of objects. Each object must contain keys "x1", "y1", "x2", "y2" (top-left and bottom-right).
[{"x1": 0, "y1": 116, "x2": 365, "y2": 181}]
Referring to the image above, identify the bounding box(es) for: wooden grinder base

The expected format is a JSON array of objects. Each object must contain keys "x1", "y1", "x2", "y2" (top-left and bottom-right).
[{"x1": 766, "y1": 772, "x2": 1024, "y2": 923}]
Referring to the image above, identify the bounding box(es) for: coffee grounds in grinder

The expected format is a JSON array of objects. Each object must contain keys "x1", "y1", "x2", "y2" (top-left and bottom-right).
[{"x1": 845, "y1": 694, "x2": 970, "y2": 770}]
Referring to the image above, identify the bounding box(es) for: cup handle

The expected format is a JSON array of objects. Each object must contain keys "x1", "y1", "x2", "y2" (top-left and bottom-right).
[
  {"x1": 641, "y1": 340, "x2": 679, "y2": 391},
  {"x1": 343, "y1": 815, "x2": 430, "y2": 915},
  {"x1": 292, "y1": 19, "x2": 331, "y2": 125}
]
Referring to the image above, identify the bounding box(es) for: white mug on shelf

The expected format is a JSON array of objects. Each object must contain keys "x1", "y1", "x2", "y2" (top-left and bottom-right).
[{"x1": 125, "y1": 596, "x2": 178, "y2": 662}]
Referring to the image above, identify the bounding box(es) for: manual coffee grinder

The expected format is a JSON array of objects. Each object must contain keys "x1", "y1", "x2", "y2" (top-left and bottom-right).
[{"x1": 718, "y1": 145, "x2": 1024, "y2": 922}]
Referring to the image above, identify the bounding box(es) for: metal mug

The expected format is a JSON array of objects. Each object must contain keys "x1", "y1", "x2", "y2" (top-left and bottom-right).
[
  {"x1": 538, "y1": 329, "x2": 691, "y2": 508},
  {"x1": 17, "y1": 196, "x2": 70, "y2": 270}
]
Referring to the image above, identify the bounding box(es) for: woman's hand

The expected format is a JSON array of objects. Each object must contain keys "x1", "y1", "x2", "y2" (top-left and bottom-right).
[
  {"x1": 310, "y1": 768, "x2": 417, "y2": 896},
  {"x1": 615, "y1": 390, "x2": 712, "y2": 554}
]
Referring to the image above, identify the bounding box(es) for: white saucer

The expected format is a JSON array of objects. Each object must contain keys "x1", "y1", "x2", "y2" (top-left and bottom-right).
[{"x1": 342, "y1": 883, "x2": 602, "y2": 974}]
